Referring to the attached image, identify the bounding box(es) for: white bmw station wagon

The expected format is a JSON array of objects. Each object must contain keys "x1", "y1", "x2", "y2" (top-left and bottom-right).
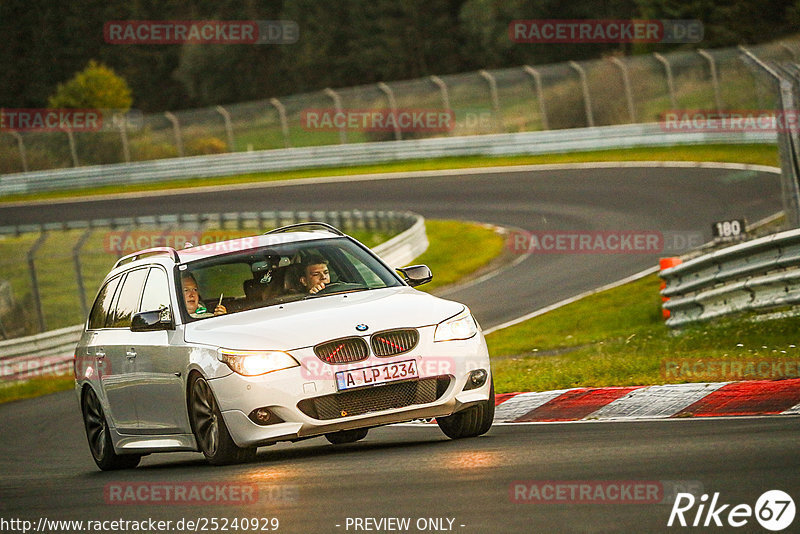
[{"x1": 75, "y1": 223, "x2": 494, "y2": 470}]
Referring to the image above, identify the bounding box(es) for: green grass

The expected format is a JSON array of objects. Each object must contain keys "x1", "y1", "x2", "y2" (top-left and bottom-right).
[
  {"x1": 413, "y1": 220, "x2": 505, "y2": 292},
  {"x1": 0, "y1": 376, "x2": 75, "y2": 404},
  {"x1": 487, "y1": 273, "x2": 800, "y2": 393},
  {"x1": 1, "y1": 144, "x2": 778, "y2": 204}
]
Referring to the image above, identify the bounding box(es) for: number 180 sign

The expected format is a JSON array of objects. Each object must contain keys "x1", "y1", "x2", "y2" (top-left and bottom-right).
[{"x1": 712, "y1": 219, "x2": 747, "y2": 241}]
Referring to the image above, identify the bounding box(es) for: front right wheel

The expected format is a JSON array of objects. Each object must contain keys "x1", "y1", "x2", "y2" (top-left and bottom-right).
[
  {"x1": 189, "y1": 374, "x2": 257, "y2": 465},
  {"x1": 437, "y1": 379, "x2": 495, "y2": 439}
]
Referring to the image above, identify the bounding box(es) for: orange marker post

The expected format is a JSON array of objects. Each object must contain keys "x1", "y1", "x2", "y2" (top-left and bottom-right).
[{"x1": 659, "y1": 257, "x2": 683, "y2": 319}]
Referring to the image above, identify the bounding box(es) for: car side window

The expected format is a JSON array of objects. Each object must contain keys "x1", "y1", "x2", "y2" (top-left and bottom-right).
[
  {"x1": 87, "y1": 276, "x2": 122, "y2": 330},
  {"x1": 139, "y1": 267, "x2": 170, "y2": 313},
  {"x1": 107, "y1": 268, "x2": 148, "y2": 328}
]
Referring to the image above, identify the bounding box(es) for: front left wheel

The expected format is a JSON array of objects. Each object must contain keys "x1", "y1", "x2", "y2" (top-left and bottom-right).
[
  {"x1": 437, "y1": 379, "x2": 495, "y2": 439},
  {"x1": 189, "y1": 374, "x2": 257, "y2": 465},
  {"x1": 81, "y1": 388, "x2": 141, "y2": 471}
]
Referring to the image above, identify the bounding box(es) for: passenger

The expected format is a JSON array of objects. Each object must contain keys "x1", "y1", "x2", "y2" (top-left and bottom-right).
[
  {"x1": 299, "y1": 255, "x2": 330, "y2": 295},
  {"x1": 181, "y1": 273, "x2": 227, "y2": 317}
]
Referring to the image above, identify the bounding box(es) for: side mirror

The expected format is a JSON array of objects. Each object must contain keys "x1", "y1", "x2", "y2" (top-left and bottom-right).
[
  {"x1": 397, "y1": 264, "x2": 433, "y2": 287},
  {"x1": 131, "y1": 306, "x2": 173, "y2": 332}
]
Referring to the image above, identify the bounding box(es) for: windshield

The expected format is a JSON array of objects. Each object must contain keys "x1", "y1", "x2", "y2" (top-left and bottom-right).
[{"x1": 178, "y1": 237, "x2": 403, "y2": 320}]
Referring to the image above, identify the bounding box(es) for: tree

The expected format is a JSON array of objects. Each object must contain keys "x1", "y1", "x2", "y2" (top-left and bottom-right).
[{"x1": 47, "y1": 60, "x2": 133, "y2": 110}]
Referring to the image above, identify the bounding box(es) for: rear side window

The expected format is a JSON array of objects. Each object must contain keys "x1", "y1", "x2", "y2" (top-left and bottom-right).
[
  {"x1": 107, "y1": 269, "x2": 148, "y2": 328},
  {"x1": 139, "y1": 267, "x2": 170, "y2": 313},
  {"x1": 87, "y1": 276, "x2": 121, "y2": 330}
]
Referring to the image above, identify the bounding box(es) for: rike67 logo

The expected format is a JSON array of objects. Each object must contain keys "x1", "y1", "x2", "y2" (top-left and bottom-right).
[{"x1": 668, "y1": 490, "x2": 795, "y2": 531}]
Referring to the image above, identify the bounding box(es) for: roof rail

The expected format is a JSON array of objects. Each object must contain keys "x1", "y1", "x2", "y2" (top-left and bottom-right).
[
  {"x1": 113, "y1": 247, "x2": 180, "y2": 269},
  {"x1": 264, "y1": 221, "x2": 345, "y2": 236}
]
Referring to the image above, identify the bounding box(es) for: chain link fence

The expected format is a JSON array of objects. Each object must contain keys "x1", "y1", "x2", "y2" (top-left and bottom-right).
[{"x1": 2, "y1": 39, "x2": 797, "y2": 175}]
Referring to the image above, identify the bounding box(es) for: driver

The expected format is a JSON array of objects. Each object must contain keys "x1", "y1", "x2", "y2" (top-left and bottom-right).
[
  {"x1": 299, "y1": 255, "x2": 330, "y2": 295},
  {"x1": 181, "y1": 272, "x2": 227, "y2": 317}
]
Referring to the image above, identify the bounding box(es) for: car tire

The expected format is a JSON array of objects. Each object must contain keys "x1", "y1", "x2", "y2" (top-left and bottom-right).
[
  {"x1": 81, "y1": 388, "x2": 142, "y2": 471},
  {"x1": 436, "y1": 379, "x2": 495, "y2": 439},
  {"x1": 325, "y1": 428, "x2": 369, "y2": 445},
  {"x1": 189, "y1": 374, "x2": 257, "y2": 465}
]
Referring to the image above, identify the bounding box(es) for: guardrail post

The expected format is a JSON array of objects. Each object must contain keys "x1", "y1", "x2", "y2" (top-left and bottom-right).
[
  {"x1": 164, "y1": 112, "x2": 185, "y2": 157},
  {"x1": 653, "y1": 53, "x2": 677, "y2": 110},
  {"x1": 479, "y1": 70, "x2": 501, "y2": 131},
  {"x1": 324, "y1": 88, "x2": 347, "y2": 144},
  {"x1": 779, "y1": 43, "x2": 797, "y2": 61},
  {"x1": 27, "y1": 231, "x2": 48, "y2": 333},
  {"x1": 479, "y1": 70, "x2": 500, "y2": 113},
  {"x1": 269, "y1": 98, "x2": 291, "y2": 148},
  {"x1": 377, "y1": 82, "x2": 402, "y2": 141},
  {"x1": 115, "y1": 113, "x2": 131, "y2": 163},
  {"x1": 8, "y1": 131, "x2": 29, "y2": 172},
  {"x1": 63, "y1": 128, "x2": 79, "y2": 167},
  {"x1": 72, "y1": 228, "x2": 93, "y2": 318},
  {"x1": 611, "y1": 57, "x2": 636, "y2": 123},
  {"x1": 569, "y1": 61, "x2": 595, "y2": 127},
  {"x1": 429, "y1": 76, "x2": 452, "y2": 136},
  {"x1": 215, "y1": 105, "x2": 236, "y2": 152},
  {"x1": 523, "y1": 65, "x2": 549, "y2": 130},
  {"x1": 698, "y1": 49, "x2": 723, "y2": 113}
]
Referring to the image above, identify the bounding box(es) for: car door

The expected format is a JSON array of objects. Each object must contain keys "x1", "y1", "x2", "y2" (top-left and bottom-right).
[
  {"x1": 82, "y1": 275, "x2": 122, "y2": 420},
  {"x1": 97, "y1": 270, "x2": 148, "y2": 432},
  {"x1": 129, "y1": 266, "x2": 190, "y2": 434}
]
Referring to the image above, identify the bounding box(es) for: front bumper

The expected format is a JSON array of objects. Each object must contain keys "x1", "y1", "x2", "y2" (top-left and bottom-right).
[{"x1": 210, "y1": 330, "x2": 491, "y2": 447}]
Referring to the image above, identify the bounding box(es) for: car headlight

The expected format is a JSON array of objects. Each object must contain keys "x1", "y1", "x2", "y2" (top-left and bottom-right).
[
  {"x1": 218, "y1": 349, "x2": 299, "y2": 376},
  {"x1": 434, "y1": 309, "x2": 478, "y2": 342}
]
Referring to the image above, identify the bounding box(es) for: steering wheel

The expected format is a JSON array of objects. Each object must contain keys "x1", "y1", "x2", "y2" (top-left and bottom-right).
[{"x1": 315, "y1": 282, "x2": 364, "y2": 295}]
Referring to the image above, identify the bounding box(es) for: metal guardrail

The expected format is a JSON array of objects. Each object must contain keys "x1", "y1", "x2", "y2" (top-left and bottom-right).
[
  {"x1": 660, "y1": 228, "x2": 800, "y2": 327},
  {"x1": 372, "y1": 215, "x2": 428, "y2": 269},
  {"x1": 0, "y1": 325, "x2": 83, "y2": 381},
  {"x1": 0, "y1": 123, "x2": 775, "y2": 197},
  {"x1": 0, "y1": 211, "x2": 428, "y2": 382},
  {"x1": 0, "y1": 209, "x2": 415, "y2": 236}
]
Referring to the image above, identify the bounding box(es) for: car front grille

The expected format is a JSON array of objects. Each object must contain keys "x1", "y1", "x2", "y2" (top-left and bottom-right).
[
  {"x1": 314, "y1": 337, "x2": 369, "y2": 364},
  {"x1": 371, "y1": 328, "x2": 419, "y2": 357},
  {"x1": 297, "y1": 376, "x2": 451, "y2": 420}
]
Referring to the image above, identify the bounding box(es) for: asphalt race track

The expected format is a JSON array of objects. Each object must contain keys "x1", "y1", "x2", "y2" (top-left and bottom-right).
[{"x1": 1, "y1": 165, "x2": 798, "y2": 533}]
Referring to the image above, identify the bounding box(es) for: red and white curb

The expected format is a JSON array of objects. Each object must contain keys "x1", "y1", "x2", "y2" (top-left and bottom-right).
[{"x1": 492, "y1": 379, "x2": 800, "y2": 423}]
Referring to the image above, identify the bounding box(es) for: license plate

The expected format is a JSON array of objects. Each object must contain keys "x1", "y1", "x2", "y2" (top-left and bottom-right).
[{"x1": 335, "y1": 360, "x2": 419, "y2": 391}]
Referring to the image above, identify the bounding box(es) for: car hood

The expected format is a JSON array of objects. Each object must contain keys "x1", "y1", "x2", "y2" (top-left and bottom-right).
[{"x1": 183, "y1": 286, "x2": 465, "y2": 350}]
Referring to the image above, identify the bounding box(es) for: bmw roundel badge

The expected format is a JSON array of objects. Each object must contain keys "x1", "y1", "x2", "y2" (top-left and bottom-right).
[{"x1": 355, "y1": 324, "x2": 369, "y2": 332}]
